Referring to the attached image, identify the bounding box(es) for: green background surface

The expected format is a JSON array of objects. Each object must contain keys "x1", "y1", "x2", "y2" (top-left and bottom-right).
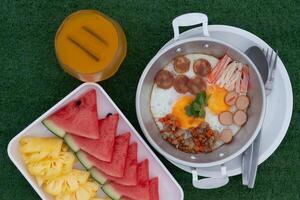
[{"x1": 1, "y1": 0, "x2": 299, "y2": 199}]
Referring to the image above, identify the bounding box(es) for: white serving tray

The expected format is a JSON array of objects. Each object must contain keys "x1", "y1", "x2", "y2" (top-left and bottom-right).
[
  {"x1": 163, "y1": 25, "x2": 293, "y2": 178},
  {"x1": 7, "y1": 83, "x2": 184, "y2": 200}
]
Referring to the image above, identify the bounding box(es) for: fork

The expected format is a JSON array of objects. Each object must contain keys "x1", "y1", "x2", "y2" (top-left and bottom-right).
[
  {"x1": 246, "y1": 48, "x2": 278, "y2": 188},
  {"x1": 264, "y1": 48, "x2": 278, "y2": 96},
  {"x1": 243, "y1": 47, "x2": 279, "y2": 189}
]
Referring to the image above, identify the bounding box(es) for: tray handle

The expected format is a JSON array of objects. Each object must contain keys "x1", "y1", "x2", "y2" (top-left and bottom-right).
[
  {"x1": 191, "y1": 165, "x2": 229, "y2": 189},
  {"x1": 172, "y1": 13, "x2": 209, "y2": 40}
]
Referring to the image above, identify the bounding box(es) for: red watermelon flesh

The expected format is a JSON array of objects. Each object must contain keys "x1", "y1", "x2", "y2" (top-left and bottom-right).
[
  {"x1": 121, "y1": 177, "x2": 159, "y2": 200},
  {"x1": 44, "y1": 90, "x2": 99, "y2": 139},
  {"x1": 108, "y1": 160, "x2": 150, "y2": 200},
  {"x1": 105, "y1": 143, "x2": 138, "y2": 185},
  {"x1": 137, "y1": 159, "x2": 149, "y2": 184},
  {"x1": 66, "y1": 114, "x2": 119, "y2": 162},
  {"x1": 121, "y1": 197, "x2": 133, "y2": 200},
  {"x1": 85, "y1": 133, "x2": 130, "y2": 177},
  {"x1": 149, "y1": 178, "x2": 159, "y2": 200}
]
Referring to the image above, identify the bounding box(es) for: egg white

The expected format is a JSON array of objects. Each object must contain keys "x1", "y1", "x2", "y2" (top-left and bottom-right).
[
  {"x1": 150, "y1": 85, "x2": 181, "y2": 119},
  {"x1": 205, "y1": 107, "x2": 241, "y2": 149},
  {"x1": 205, "y1": 107, "x2": 240, "y2": 134}
]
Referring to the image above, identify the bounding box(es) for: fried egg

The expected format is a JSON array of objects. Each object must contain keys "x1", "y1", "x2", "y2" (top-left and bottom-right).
[
  {"x1": 150, "y1": 85, "x2": 180, "y2": 119},
  {"x1": 150, "y1": 53, "x2": 242, "y2": 151},
  {"x1": 206, "y1": 85, "x2": 230, "y2": 114},
  {"x1": 172, "y1": 96, "x2": 204, "y2": 129},
  {"x1": 205, "y1": 106, "x2": 241, "y2": 148},
  {"x1": 205, "y1": 86, "x2": 241, "y2": 144},
  {"x1": 205, "y1": 107, "x2": 240, "y2": 134}
]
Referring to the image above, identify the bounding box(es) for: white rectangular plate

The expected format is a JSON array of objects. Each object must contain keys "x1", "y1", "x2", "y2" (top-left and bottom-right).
[{"x1": 7, "y1": 83, "x2": 184, "y2": 200}]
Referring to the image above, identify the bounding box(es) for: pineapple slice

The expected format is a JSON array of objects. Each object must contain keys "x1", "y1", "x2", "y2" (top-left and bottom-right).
[
  {"x1": 22, "y1": 151, "x2": 51, "y2": 164},
  {"x1": 78, "y1": 181, "x2": 99, "y2": 198},
  {"x1": 55, "y1": 180, "x2": 99, "y2": 200},
  {"x1": 19, "y1": 137, "x2": 63, "y2": 163},
  {"x1": 90, "y1": 198, "x2": 111, "y2": 200},
  {"x1": 61, "y1": 143, "x2": 69, "y2": 152},
  {"x1": 44, "y1": 169, "x2": 90, "y2": 196},
  {"x1": 19, "y1": 137, "x2": 103, "y2": 199},
  {"x1": 36, "y1": 176, "x2": 44, "y2": 187},
  {"x1": 55, "y1": 193, "x2": 74, "y2": 200},
  {"x1": 72, "y1": 170, "x2": 92, "y2": 184},
  {"x1": 74, "y1": 187, "x2": 91, "y2": 200},
  {"x1": 27, "y1": 151, "x2": 75, "y2": 182}
]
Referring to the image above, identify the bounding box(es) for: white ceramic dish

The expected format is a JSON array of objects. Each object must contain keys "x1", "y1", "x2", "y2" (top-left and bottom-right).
[
  {"x1": 7, "y1": 83, "x2": 184, "y2": 200},
  {"x1": 164, "y1": 25, "x2": 293, "y2": 178}
]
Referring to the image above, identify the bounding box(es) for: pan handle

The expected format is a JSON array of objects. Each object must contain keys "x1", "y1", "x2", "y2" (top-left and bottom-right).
[
  {"x1": 172, "y1": 13, "x2": 209, "y2": 40},
  {"x1": 191, "y1": 165, "x2": 229, "y2": 189}
]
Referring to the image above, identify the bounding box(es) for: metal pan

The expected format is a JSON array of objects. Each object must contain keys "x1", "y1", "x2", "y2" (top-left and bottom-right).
[{"x1": 136, "y1": 13, "x2": 266, "y2": 169}]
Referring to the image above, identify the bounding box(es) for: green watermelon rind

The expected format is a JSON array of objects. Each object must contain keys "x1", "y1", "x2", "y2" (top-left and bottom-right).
[
  {"x1": 90, "y1": 167, "x2": 108, "y2": 185},
  {"x1": 102, "y1": 184, "x2": 121, "y2": 200},
  {"x1": 76, "y1": 151, "x2": 93, "y2": 170},
  {"x1": 64, "y1": 134, "x2": 80, "y2": 152},
  {"x1": 42, "y1": 119, "x2": 66, "y2": 138}
]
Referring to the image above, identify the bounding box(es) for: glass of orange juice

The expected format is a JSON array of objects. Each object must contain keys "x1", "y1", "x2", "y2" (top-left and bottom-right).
[{"x1": 55, "y1": 10, "x2": 127, "y2": 82}]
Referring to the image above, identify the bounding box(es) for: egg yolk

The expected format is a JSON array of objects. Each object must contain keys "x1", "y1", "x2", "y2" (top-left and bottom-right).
[
  {"x1": 207, "y1": 85, "x2": 230, "y2": 114},
  {"x1": 172, "y1": 96, "x2": 204, "y2": 129}
]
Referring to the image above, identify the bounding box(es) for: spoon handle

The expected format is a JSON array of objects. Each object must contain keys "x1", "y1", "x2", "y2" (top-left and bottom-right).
[{"x1": 247, "y1": 131, "x2": 262, "y2": 188}]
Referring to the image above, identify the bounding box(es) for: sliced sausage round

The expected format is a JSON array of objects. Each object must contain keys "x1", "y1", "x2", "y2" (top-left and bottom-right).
[
  {"x1": 187, "y1": 76, "x2": 206, "y2": 95},
  {"x1": 174, "y1": 75, "x2": 189, "y2": 94},
  {"x1": 193, "y1": 59, "x2": 212, "y2": 76},
  {"x1": 173, "y1": 56, "x2": 190, "y2": 73},
  {"x1": 154, "y1": 70, "x2": 174, "y2": 89},
  {"x1": 220, "y1": 128, "x2": 233, "y2": 143},
  {"x1": 233, "y1": 110, "x2": 247, "y2": 126},
  {"x1": 225, "y1": 91, "x2": 238, "y2": 106},
  {"x1": 236, "y1": 95, "x2": 250, "y2": 110},
  {"x1": 218, "y1": 111, "x2": 233, "y2": 126}
]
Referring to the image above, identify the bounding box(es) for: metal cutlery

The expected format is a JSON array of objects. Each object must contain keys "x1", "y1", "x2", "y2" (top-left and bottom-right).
[
  {"x1": 264, "y1": 48, "x2": 278, "y2": 96},
  {"x1": 243, "y1": 46, "x2": 278, "y2": 188}
]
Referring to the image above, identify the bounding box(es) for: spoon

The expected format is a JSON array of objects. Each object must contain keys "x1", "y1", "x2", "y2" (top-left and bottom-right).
[{"x1": 245, "y1": 46, "x2": 269, "y2": 84}]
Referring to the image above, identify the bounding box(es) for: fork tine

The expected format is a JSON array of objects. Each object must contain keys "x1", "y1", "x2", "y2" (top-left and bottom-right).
[
  {"x1": 274, "y1": 50, "x2": 278, "y2": 69},
  {"x1": 266, "y1": 48, "x2": 269, "y2": 61},
  {"x1": 265, "y1": 49, "x2": 278, "y2": 95},
  {"x1": 269, "y1": 49, "x2": 274, "y2": 65},
  {"x1": 270, "y1": 50, "x2": 278, "y2": 81}
]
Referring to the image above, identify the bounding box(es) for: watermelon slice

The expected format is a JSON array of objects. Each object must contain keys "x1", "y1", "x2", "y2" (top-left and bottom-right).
[
  {"x1": 121, "y1": 178, "x2": 159, "y2": 200},
  {"x1": 77, "y1": 133, "x2": 130, "y2": 177},
  {"x1": 149, "y1": 178, "x2": 159, "y2": 200},
  {"x1": 90, "y1": 143, "x2": 138, "y2": 186},
  {"x1": 42, "y1": 90, "x2": 99, "y2": 139},
  {"x1": 64, "y1": 114, "x2": 119, "y2": 161},
  {"x1": 102, "y1": 160, "x2": 150, "y2": 200}
]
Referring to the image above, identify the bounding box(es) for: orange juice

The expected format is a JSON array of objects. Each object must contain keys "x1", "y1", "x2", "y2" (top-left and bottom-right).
[{"x1": 55, "y1": 10, "x2": 127, "y2": 82}]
